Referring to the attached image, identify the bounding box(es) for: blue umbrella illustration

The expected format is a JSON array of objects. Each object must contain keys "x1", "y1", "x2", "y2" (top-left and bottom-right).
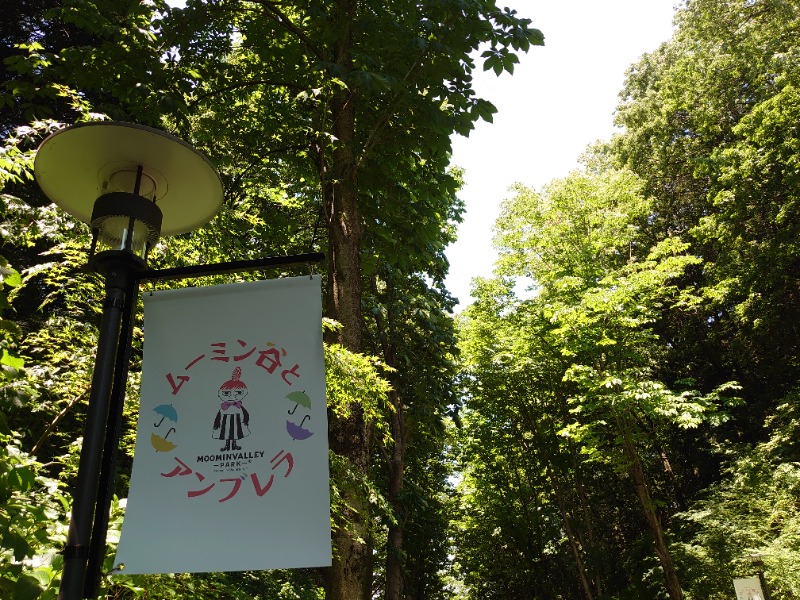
[{"x1": 153, "y1": 404, "x2": 178, "y2": 427}]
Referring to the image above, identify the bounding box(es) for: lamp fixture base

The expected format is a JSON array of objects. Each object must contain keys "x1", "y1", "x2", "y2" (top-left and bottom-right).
[{"x1": 90, "y1": 250, "x2": 147, "y2": 276}]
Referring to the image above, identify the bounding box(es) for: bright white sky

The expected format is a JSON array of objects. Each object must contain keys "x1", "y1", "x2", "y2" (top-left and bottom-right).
[{"x1": 444, "y1": 1, "x2": 678, "y2": 309}]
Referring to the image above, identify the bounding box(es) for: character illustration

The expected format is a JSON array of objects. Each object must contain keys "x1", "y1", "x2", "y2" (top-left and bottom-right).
[{"x1": 212, "y1": 367, "x2": 251, "y2": 451}]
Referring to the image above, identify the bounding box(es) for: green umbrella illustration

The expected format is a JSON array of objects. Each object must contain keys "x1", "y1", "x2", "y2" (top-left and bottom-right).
[
  {"x1": 153, "y1": 403, "x2": 178, "y2": 427},
  {"x1": 286, "y1": 391, "x2": 311, "y2": 415}
]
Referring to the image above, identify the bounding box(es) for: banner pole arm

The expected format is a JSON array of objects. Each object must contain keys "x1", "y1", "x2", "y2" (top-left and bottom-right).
[{"x1": 137, "y1": 252, "x2": 325, "y2": 283}]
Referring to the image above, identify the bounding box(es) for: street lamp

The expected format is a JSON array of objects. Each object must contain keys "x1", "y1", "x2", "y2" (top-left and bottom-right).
[
  {"x1": 34, "y1": 121, "x2": 224, "y2": 600},
  {"x1": 35, "y1": 121, "x2": 224, "y2": 269}
]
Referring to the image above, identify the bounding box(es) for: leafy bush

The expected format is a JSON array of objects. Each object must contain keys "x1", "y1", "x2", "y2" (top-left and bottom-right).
[{"x1": 0, "y1": 430, "x2": 68, "y2": 599}]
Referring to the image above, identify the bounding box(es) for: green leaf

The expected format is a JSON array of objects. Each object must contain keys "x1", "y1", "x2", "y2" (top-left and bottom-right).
[
  {"x1": 0, "y1": 350, "x2": 24, "y2": 370},
  {"x1": 13, "y1": 575, "x2": 43, "y2": 600},
  {"x1": 5, "y1": 529, "x2": 33, "y2": 561}
]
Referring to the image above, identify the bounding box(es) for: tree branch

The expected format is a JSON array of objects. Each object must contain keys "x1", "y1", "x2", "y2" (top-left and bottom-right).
[
  {"x1": 248, "y1": 0, "x2": 325, "y2": 62},
  {"x1": 356, "y1": 57, "x2": 428, "y2": 171},
  {"x1": 190, "y1": 78, "x2": 305, "y2": 106},
  {"x1": 32, "y1": 388, "x2": 88, "y2": 456}
]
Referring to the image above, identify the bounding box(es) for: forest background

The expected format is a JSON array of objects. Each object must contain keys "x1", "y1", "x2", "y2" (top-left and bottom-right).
[{"x1": 2, "y1": 1, "x2": 800, "y2": 599}]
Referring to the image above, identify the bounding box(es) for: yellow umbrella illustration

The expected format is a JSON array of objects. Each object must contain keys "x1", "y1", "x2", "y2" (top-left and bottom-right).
[{"x1": 151, "y1": 427, "x2": 177, "y2": 452}]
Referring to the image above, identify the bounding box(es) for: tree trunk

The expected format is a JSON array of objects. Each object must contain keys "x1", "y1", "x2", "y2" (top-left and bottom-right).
[
  {"x1": 571, "y1": 443, "x2": 601, "y2": 598},
  {"x1": 384, "y1": 384, "x2": 406, "y2": 600},
  {"x1": 524, "y1": 418, "x2": 594, "y2": 600},
  {"x1": 658, "y1": 442, "x2": 686, "y2": 510},
  {"x1": 522, "y1": 426, "x2": 594, "y2": 600},
  {"x1": 324, "y1": 1, "x2": 371, "y2": 597},
  {"x1": 620, "y1": 431, "x2": 683, "y2": 600},
  {"x1": 547, "y1": 467, "x2": 596, "y2": 600},
  {"x1": 369, "y1": 276, "x2": 406, "y2": 600}
]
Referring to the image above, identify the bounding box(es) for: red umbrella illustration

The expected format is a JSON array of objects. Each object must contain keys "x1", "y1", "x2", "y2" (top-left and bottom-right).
[{"x1": 286, "y1": 415, "x2": 314, "y2": 440}]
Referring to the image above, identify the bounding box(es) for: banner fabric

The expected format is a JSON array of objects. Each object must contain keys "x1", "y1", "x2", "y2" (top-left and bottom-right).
[{"x1": 115, "y1": 275, "x2": 331, "y2": 574}]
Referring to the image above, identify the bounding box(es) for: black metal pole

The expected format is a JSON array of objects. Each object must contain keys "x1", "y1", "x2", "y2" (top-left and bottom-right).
[
  {"x1": 83, "y1": 271, "x2": 138, "y2": 598},
  {"x1": 758, "y1": 570, "x2": 771, "y2": 600},
  {"x1": 59, "y1": 266, "x2": 132, "y2": 600}
]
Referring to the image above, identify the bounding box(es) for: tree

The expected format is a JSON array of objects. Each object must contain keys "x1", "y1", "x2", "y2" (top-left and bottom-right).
[
  {"x1": 365, "y1": 266, "x2": 461, "y2": 600},
  {"x1": 673, "y1": 396, "x2": 800, "y2": 599},
  {"x1": 608, "y1": 5, "x2": 800, "y2": 596},
  {"x1": 457, "y1": 171, "x2": 737, "y2": 599},
  {"x1": 156, "y1": 2, "x2": 542, "y2": 597},
  {"x1": 613, "y1": 0, "x2": 800, "y2": 417},
  {"x1": 1, "y1": 0, "x2": 176, "y2": 130}
]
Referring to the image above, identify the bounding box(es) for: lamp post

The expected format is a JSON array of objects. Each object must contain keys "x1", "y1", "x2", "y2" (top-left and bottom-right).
[{"x1": 34, "y1": 122, "x2": 224, "y2": 600}]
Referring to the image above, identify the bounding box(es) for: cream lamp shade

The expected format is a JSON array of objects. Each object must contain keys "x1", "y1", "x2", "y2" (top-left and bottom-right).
[{"x1": 34, "y1": 121, "x2": 224, "y2": 237}]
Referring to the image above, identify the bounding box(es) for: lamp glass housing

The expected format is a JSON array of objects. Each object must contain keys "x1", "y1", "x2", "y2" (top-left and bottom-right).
[
  {"x1": 92, "y1": 215, "x2": 151, "y2": 259},
  {"x1": 89, "y1": 192, "x2": 163, "y2": 270}
]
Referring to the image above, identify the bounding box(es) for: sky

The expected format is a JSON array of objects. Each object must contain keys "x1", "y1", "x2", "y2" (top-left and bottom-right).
[{"x1": 444, "y1": 1, "x2": 678, "y2": 309}]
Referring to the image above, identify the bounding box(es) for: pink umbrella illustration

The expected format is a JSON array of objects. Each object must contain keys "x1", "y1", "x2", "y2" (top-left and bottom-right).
[{"x1": 286, "y1": 415, "x2": 314, "y2": 440}]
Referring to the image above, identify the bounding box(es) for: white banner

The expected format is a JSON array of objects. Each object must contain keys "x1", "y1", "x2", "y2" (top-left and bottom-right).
[
  {"x1": 115, "y1": 275, "x2": 331, "y2": 574},
  {"x1": 733, "y1": 577, "x2": 766, "y2": 600}
]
